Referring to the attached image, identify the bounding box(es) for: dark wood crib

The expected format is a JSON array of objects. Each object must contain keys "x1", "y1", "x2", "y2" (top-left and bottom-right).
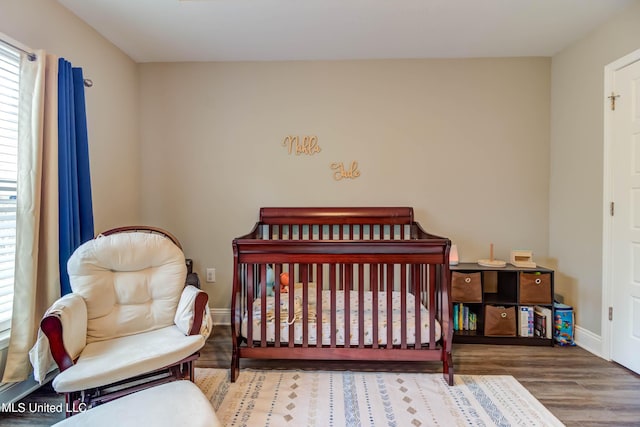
[{"x1": 231, "y1": 207, "x2": 454, "y2": 385}]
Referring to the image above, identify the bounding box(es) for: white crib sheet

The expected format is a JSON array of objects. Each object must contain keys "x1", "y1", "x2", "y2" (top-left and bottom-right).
[{"x1": 241, "y1": 289, "x2": 441, "y2": 346}]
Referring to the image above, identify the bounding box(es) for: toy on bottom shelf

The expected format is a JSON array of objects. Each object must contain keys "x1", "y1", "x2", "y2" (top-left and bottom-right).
[{"x1": 553, "y1": 302, "x2": 576, "y2": 346}]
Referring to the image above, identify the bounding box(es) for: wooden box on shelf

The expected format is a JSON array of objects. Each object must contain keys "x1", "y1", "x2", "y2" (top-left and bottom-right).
[
  {"x1": 519, "y1": 272, "x2": 552, "y2": 304},
  {"x1": 451, "y1": 272, "x2": 482, "y2": 302},
  {"x1": 484, "y1": 305, "x2": 517, "y2": 336}
]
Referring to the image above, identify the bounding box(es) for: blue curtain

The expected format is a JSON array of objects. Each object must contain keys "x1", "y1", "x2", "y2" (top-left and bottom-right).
[{"x1": 58, "y1": 58, "x2": 94, "y2": 295}]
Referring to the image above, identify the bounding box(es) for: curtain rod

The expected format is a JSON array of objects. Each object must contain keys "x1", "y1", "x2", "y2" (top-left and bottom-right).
[
  {"x1": 0, "y1": 37, "x2": 93, "y2": 87},
  {"x1": 0, "y1": 37, "x2": 36, "y2": 61}
]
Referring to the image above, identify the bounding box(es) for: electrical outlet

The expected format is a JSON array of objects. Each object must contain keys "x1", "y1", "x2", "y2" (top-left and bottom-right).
[{"x1": 206, "y1": 268, "x2": 216, "y2": 283}]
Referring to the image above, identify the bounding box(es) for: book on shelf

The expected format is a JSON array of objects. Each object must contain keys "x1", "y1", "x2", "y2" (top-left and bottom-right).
[
  {"x1": 533, "y1": 305, "x2": 552, "y2": 338},
  {"x1": 453, "y1": 303, "x2": 476, "y2": 332},
  {"x1": 453, "y1": 304, "x2": 459, "y2": 331},
  {"x1": 463, "y1": 305, "x2": 469, "y2": 330},
  {"x1": 519, "y1": 306, "x2": 534, "y2": 337}
]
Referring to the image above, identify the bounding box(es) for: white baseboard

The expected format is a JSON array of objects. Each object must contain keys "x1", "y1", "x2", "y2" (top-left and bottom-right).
[
  {"x1": 574, "y1": 325, "x2": 604, "y2": 359},
  {"x1": 211, "y1": 308, "x2": 231, "y2": 325}
]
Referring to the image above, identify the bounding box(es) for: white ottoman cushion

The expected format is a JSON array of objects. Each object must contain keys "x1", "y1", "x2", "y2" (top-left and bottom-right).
[{"x1": 53, "y1": 380, "x2": 221, "y2": 427}]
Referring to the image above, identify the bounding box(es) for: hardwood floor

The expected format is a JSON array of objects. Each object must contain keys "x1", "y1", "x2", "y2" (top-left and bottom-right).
[{"x1": 2, "y1": 325, "x2": 639, "y2": 426}]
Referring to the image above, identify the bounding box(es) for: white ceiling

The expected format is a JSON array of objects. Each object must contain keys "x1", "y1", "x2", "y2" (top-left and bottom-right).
[{"x1": 57, "y1": 0, "x2": 637, "y2": 63}]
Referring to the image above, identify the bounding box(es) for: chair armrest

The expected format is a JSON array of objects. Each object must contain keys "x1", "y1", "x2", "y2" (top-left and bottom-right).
[
  {"x1": 174, "y1": 285, "x2": 211, "y2": 336},
  {"x1": 189, "y1": 290, "x2": 209, "y2": 335},
  {"x1": 39, "y1": 294, "x2": 88, "y2": 372},
  {"x1": 40, "y1": 315, "x2": 74, "y2": 372}
]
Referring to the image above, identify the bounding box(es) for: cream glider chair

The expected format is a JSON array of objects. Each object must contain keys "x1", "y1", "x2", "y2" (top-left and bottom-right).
[{"x1": 34, "y1": 226, "x2": 211, "y2": 414}]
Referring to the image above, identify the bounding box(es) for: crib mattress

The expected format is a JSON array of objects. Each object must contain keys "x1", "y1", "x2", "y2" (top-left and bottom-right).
[{"x1": 241, "y1": 289, "x2": 442, "y2": 346}]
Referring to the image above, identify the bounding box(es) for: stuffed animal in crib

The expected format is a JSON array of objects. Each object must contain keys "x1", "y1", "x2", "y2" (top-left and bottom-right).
[
  {"x1": 280, "y1": 272, "x2": 289, "y2": 293},
  {"x1": 264, "y1": 265, "x2": 289, "y2": 294},
  {"x1": 266, "y1": 265, "x2": 275, "y2": 297}
]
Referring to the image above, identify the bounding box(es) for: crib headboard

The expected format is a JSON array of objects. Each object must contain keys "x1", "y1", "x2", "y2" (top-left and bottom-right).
[{"x1": 250, "y1": 207, "x2": 444, "y2": 244}]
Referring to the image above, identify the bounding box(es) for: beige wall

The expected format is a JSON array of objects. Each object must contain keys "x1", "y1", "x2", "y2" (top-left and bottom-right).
[
  {"x1": 550, "y1": 1, "x2": 640, "y2": 341},
  {"x1": 0, "y1": 0, "x2": 141, "y2": 233},
  {"x1": 139, "y1": 58, "x2": 551, "y2": 309}
]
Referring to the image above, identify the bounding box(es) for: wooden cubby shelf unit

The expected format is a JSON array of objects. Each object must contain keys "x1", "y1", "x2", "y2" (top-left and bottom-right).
[{"x1": 450, "y1": 263, "x2": 554, "y2": 346}]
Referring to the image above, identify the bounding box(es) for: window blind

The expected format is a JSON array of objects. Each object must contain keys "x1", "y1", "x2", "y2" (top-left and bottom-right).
[{"x1": 0, "y1": 43, "x2": 19, "y2": 336}]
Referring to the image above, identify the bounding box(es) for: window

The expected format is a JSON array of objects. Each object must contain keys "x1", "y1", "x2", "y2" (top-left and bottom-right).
[{"x1": 0, "y1": 43, "x2": 19, "y2": 339}]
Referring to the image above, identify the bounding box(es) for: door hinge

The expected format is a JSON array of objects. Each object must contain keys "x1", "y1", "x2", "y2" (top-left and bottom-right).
[
  {"x1": 608, "y1": 92, "x2": 620, "y2": 111},
  {"x1": 609, "y1": 306, "x2": 613, "y2": 321},
  {"x1": 610, "y1": 201, "x2": 615, "y2": 216}
]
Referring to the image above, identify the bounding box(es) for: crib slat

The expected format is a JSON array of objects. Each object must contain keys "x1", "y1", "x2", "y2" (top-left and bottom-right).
[
  {"x1": 414, "y1": 264, "x2": 422, "y2": 350},
  {"x1": 400, "y1": 263, "x2": 407, "y2": 349},
  {"x1": 301, "y1": 264, "x2": 309, "y2": 348},
  {"x1": 330, "y1": 263, "x2": 337, "y2": 348},
  {"x1": 358, "y1": 263, "x2": 365, "y2": 348},
  {"x1": 343, "y1": 264, "x2": 350, "y2": 349},
  {"x1": 429, "y1": 264, "x2": 437, "y2": 348},
  {"x1": 288, "y1": 263, "x2": 295, "y2": 347},
  {"x1": 371, "y1": 264, "x2": 379, "y2": 349},
  {"x1": 274, "y1": 264, "x2": 282, "y2": 347},
  {"x1": 316, "y1": 263, "x2": 323, "y2": 348},
  {"x1": 386, "y1": 264, "x2": 393, "y2": 349},
  {"x1": 247, "y1": 266, "x2": 254, "y2": 349},
  {"x1": 260, "y1": 264, "x2": 267, "y2": 348}
]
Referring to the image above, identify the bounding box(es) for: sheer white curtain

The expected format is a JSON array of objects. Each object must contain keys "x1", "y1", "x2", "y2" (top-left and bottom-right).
[{"x1": 2, "y1": 51, "x2": 60, "y2": 383}]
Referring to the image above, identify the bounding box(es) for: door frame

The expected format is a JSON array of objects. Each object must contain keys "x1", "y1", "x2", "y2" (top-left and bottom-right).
[{"x1": 602, "y1": 47, "x2": 640, "y2": 361}]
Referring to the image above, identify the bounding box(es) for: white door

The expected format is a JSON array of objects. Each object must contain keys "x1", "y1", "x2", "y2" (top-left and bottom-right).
[{"x1": 611, "y1": 58, "x2": 640, "y2": 374}]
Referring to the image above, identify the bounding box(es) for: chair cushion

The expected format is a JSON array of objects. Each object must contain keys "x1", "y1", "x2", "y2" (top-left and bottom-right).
[
  {"x1": 52, "y1": 325, "x2": 205, "y2": 392},
  {"x1": 52, "y1": 380, "x2": 221, "y2": 427},
  {"x1": 67, "y1": 232, "x2": 187, "y2": 343}
]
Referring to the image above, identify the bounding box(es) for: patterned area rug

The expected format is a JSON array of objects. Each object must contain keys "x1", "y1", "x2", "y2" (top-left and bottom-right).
[{"x1": 195, "y1": 368, "x2": 564, "y2": 427}]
